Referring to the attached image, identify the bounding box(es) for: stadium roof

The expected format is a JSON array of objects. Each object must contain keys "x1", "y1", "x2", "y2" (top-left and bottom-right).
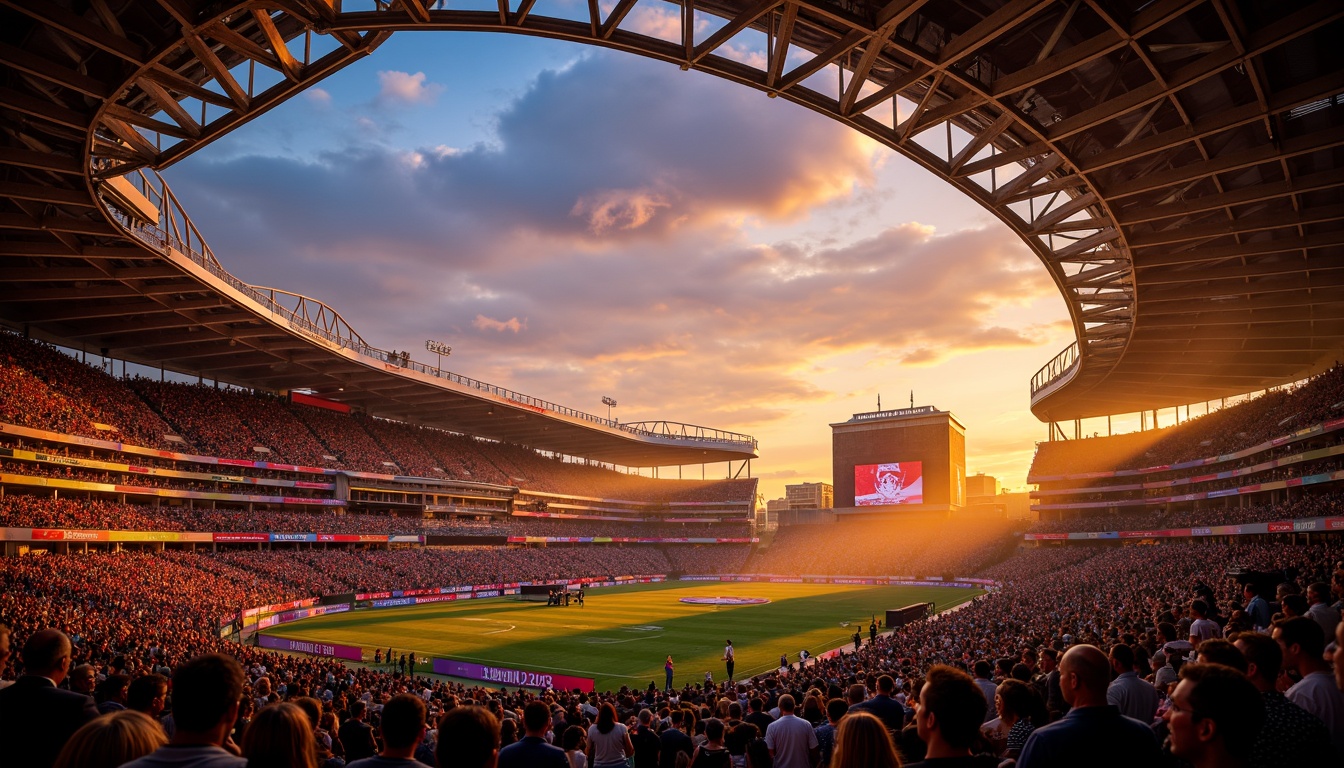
[{"x1": 0, "y1": 0, "x2": 1341, "y2": 438}]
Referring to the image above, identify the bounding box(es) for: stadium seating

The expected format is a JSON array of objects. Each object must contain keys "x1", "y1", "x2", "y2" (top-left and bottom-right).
[{"x1": 1030, "y1": 365, "x2": 1344, "y2": 478}]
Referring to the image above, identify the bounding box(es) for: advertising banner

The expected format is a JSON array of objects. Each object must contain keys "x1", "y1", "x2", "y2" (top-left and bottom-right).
[
  {"x1": 854, "y1": 461, "x2": 923, "y2": 506},
  {"x1": 432, "y1": 659, "x2": 594, "y2": 692},
  {"x1": 214, "y1": 533, "x2": 269, "y2": 543},
  {"x1": 31, "y1": 528, "x2": 109, "y2": 541},
  {"x1": 257, "y1": 634, "x2": 362, "y2": 661}
]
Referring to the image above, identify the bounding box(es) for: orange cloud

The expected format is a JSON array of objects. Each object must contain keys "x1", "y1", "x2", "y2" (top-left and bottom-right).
[{"x1": 472, "y1": 315, "x2": 526, "y2": 333}]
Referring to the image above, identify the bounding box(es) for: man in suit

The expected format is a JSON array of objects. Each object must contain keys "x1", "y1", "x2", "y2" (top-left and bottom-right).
[
  {"x1": 497, "y1": 700, "x2": 567, "y2": 768},
  {"x1": 0, "y1": 628, "x2": 99, "y2": 768}
]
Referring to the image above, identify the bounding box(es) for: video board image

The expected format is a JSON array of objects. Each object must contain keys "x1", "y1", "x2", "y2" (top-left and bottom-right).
[{"x1": 854, "y1": 461, "x2": 924, "y2": 506}]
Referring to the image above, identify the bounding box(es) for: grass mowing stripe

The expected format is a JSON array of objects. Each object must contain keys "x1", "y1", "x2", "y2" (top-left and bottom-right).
[{"x1": 264, "y1": 582, "x2": 981, "y2": 691}]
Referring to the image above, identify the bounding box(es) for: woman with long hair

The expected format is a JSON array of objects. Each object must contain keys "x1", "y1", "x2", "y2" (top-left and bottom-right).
[
  {"x1": 242, "y1": 702, "x2": 318, "y2": 768},
  {"x1": 586, "y1": 702, "x2": 634, "y2": 768},
  {"x1": 830, "y1": 711, "x2": 901, "y2": 768},
  {"x1": 993, "y1": 679, "x2": 1039, "y2": 759},
  {"x1": 562, "y1": 724, "x2": 588, "y2": 768},
  {"x1": 690, "y1": 718, "x2": 731, "y2": 768},
  {"x1": 54, "y1": 710, "x2": 167, "y2": 768}
]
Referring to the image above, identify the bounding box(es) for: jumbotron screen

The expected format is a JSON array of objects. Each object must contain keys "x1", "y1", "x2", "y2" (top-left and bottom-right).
[{"x1": 854, "y1": 462, "x2": 924, "y2": 506}]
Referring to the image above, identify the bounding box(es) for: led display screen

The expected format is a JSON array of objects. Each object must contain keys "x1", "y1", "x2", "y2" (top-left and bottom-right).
[{"x1": 854, "y1": 462, "x2": 923, "y2": 506}]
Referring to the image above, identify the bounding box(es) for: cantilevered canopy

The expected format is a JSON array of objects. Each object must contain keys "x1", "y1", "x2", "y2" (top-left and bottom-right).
[{"x1": 0, "y1": 0, "x2": 1341, "y2": 434}]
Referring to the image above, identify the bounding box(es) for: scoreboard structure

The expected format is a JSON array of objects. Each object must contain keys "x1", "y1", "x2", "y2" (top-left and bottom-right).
[{"x1": 831, "y1": 405, "x2": 966, "y2": 512}]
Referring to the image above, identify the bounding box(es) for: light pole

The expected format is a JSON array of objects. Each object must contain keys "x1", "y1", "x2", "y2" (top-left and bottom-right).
[
  {"x1": 601, "y1": 396, "x2": 617, "y2": 423},
  {"x1": 425, "y1": 339, "x2": 451, "y2": 374}
]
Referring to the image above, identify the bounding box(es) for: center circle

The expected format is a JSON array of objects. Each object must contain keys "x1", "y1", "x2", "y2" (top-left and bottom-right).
[{"x1": 679, "y1": 596, "x2": 771, "y2": 605}]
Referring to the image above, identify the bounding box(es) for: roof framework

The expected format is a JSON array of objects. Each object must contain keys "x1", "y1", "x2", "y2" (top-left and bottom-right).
[{"x1": 0, "y1": 0, "x2": 1341, "y2": 439}]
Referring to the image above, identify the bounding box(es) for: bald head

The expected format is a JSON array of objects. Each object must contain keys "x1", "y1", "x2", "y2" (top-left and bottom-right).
[
  {"x1": 23, "y1": 628, "x2": 73, "y2": 682},
  {"x1": 1060, "y1": 644, "x2": 1111, "y2": 705}
]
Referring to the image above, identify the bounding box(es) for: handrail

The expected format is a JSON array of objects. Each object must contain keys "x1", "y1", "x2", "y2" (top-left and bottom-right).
[
  {"x1": 1031, "y1": 342, "x2": 1079, "y2": 397},
  {"x1": 97, "y1": 168, "x2": 758, "y2": 452}
]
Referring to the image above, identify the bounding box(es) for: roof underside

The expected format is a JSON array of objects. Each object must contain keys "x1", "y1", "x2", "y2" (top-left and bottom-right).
[{"x1": 0, "y1": 0, "x2": 1342, "y2": 436}]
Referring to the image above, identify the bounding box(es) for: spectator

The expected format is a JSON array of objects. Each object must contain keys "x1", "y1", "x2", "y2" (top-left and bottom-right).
[
  {"x1": 744, "y1": 698, "x2": 773, "y2": 737},
  {"x1": 829, "y1": 711, "x2": 900, "y2": 768},
  {"x1": 763, "y1": 694, "x2": 817, "y2": 768},
  {"x1": 437, "y1": 706, "x2": 500, "y2": 768},
  {"x1": 1336, "y1": 620, "x2": 1344, "y2": 694},
  {"x1": 1104, "y1": 644, "x2": 1157, "y2": 723},
  {"x1": 1163, "y1": 664, "x2": 1264, "y2": 768},
  {"x1": 0, "y1": 622, "x2": 10, "y2": 689},
  {"x1": 1194, "y1": 639, "x2": 1246, "y2": 672},
  {"x1": 242, "y1": 701, "x2": 317, "y2": 768},
  {"x1": 1273, "y1": 616, "x2": 1344, "y2": 753},
  {"x1": 0, "y1": 628, "x2": 99, "y2": 768},
  {"x1": 1017, "y1": 645, "x2": 1161, "y2": 768},
  {"x1": 689, "y1": 717, "x2": 729, "y2": 767},
  {"x1": 659, "y1": 708, "x2": 694, "y2": 768},
  {"x1": 849, "y1": 675, "x2": 903, "y2": 732},
  {"x1": 813, "y1": 698, "x2": 846, "y2": 768},
  {"x1": 498, "y1": 700, "x2": 567, "y2": 768},
  {"x1": 632, "y1": 708, "x2": 660, "y2": 768},
  {"x1": 1245, "y1": 583, "x2": 1273, "y2": 630},
  {"x1": 562, "y1": 725, "x2": 588, "y2": 768},
  {"x1": 96, "y1": 673, "x2": 131, "y2": 715},
  {"x1": 292, "y1": 697, "x2": 344, "y2": 768},
  {"x1": 970, "y1": 662, "x2": 996, "y2": 724},
  {"x1": 68, "y1": 665, "x2": 96, "y2": 697},
  {"x1": 121, "y1": 653, "x2": 247, "y2": 768},
  {"x1": 1307, "y1": 582, "x2": 1341, "y2": 640},
  {"x1": 128, "y1": 674, "x2": 170, "y2": 723},
  {"x1": 1232, "y1": 631, "x2": 1336, "y2": 768},
  {"x1": 53, "y1": 710, "x2": 167, "y2": 768},
  {"x1": 349, "y1": 694, "x2": 432, "y2": 768},
  {"x1": 586, "y1": 702, "x2": 633, "y2": 768},
  {"x1": 905, "y1": 665, "x2": 995, "y2": 768},
  {"x1": 993, "y1": 679, "x2": 1037, "y2": 760},
  {"x1": 340, "y1": 701, "x2": 379, "y2": 763}
]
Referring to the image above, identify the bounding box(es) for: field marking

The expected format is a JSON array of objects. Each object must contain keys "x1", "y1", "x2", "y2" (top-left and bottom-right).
[
  {"x1": 484, "y1": 625, "x2": 516, "y2": 635},
  {"x1": 584, "y1": 634, "x2": 664, "y2": 644}
]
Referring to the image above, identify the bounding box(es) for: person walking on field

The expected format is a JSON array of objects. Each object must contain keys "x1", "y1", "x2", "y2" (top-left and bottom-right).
[
  {"x1": 665, "y1": 656, "x2": 675, "y2": 693},
  {"x1": 723, "y1": 641, "x2": 735, "y2": 684}
]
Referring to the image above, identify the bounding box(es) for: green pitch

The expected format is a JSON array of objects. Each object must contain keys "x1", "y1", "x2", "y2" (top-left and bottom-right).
[{"x1": 262, "y1": 581, "x2": 981, "y2": 692}]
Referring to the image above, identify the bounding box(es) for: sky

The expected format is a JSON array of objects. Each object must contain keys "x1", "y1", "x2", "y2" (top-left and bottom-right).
[{"x1": 162, "y1": 31, "x2": 1076, "y2": 501}]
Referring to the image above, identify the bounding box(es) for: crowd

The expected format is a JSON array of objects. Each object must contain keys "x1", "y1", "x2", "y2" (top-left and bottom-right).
[
  {"x1": 0, "y1": 333, "x2": 758, "y2": 511},
  {"x1": 0, "y1": 334, "x2": 177, "y2": 450},
  {"x1": 1030, "y1": 489, "x2": 1344, "y2": 533},
  {"x1": 0, "y1": 495, "x2": 757, "y2": 542},
  {"x1": 6, "y1": 534, "x2": 1344, "y2": 766},
  {"x1": 746, "y1": 516, "x2": 1020, "y2": 577},
  {"x1": 1030, "y1": 364, "x2": 1344, "y2": 478}
]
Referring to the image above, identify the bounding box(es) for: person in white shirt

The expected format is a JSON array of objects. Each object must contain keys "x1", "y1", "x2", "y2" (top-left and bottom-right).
[
  {"x1": 1274, "y1": 616, "x2": 1344, "y2": 755},
  {"x1": 1306, "y1": 582, "x2": 1342, "y2": 641},
  {"x1": 1187, "y1": 601, "x2": 1221, "y2": 646},
  {"x1": 763, "y1": 695, "x2": 818, "y2": 768}
]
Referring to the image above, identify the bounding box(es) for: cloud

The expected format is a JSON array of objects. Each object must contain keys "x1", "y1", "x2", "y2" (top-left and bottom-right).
[
  {"x1": 572, "y1": 188, "x2": 673, "y2": 234},
  {"x1": 473, "y1": 315, "x2": 526, "y2": 333},
  {"x1": 305, "y1": 88, "x2": 332, "y2": 107},
  {"x1": 165, "y1": 51, "x2": 1061, "y2": 435},
  {"x1": 376, "y1": 70, "x2": 444, "y2": 105}
]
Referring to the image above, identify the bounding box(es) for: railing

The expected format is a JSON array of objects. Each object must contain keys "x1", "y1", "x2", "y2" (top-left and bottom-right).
[
  {"x1": 98, "y1": 168, "x2": 758, "y2": 453},
  {"x1": 621, "y1": 421, "x2": 758, "y2": 447},
  {"x1": 1031, "y1": 342, "x2": 1080, "y2": 397}
]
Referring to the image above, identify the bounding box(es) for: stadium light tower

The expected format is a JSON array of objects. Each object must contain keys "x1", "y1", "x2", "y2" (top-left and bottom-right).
[
  {"x1": 425, "y1": 339, "x2": 451, "y2": 373},
  {"x1": 602, "y1": 396, "x2": 617, "y2": 423}
]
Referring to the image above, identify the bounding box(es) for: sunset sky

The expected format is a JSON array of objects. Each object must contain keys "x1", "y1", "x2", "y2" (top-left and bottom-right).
[{"x1": 164, "y1": 32, "x2": 1079, "y2": 501}]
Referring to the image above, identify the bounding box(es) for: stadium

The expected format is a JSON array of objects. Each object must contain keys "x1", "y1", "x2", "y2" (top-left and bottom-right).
[{"x1": 1, "y1": 1, "x2": 1342, "y2": 767}]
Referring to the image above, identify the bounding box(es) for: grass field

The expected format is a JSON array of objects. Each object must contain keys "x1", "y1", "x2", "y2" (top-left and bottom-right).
[{"x1": 263, "y1": 581, "x2": 981, "y2": 692}]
